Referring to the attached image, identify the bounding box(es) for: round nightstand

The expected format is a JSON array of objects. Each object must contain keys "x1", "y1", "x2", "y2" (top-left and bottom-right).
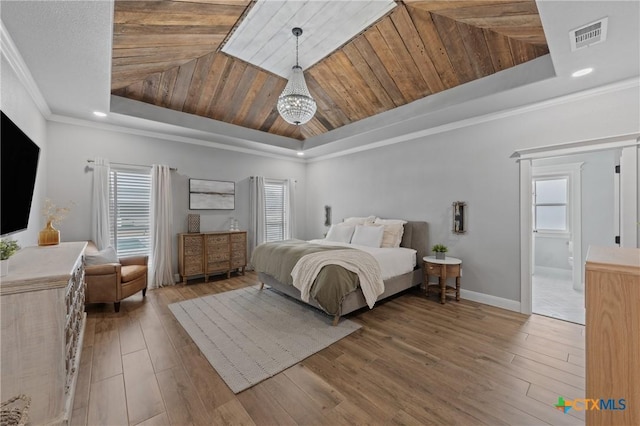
[{"x1": 423, "y1": 256, "x2": 462, "y2": 304}]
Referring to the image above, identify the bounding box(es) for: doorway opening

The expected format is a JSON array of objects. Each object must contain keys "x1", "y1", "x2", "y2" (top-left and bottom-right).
[
  {"x1": 516, "y1": 136, "x2": 638, "y2": 324},
  {"x1": 531, "y1": 163, "x2": 584, "y2": 324}
]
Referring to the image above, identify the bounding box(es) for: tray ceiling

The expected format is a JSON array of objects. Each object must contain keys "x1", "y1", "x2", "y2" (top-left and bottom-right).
[
  {"x1": 111, "y1": 0, "x2": 549, "y2": 141},
  {"x1": 222, "y1": 0, "x2": 397, "y2": 78}
]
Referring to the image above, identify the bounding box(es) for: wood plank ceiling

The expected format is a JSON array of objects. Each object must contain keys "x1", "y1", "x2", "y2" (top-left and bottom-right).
[{"x1": 111, "y1": 0, "x2": 549, "y2": 141}]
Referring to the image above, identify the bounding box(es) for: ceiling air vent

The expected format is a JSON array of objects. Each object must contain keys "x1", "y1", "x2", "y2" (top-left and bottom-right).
[{"x1": 570, "y1": 17, "x2": 608, "y2": 51}]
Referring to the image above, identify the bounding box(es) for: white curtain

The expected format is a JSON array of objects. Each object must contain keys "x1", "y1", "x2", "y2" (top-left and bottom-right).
[
  {"x1": 91, "y1": 157, "x2": 111, "y2": 250},
  {"x1": 285, "y1": 178, "x2": 296, "y2": 239},
  {"x1": 249, "y1": 176, "x2": 266, "y2": 265},
  {"x1": 150, "y1": 164, "x2": 174, "y2": 289}
]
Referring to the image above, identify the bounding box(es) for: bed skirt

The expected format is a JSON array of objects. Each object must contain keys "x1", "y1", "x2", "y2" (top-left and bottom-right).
[{"x1": 257, "y1": 267, "x2": 422, "y2": 320}]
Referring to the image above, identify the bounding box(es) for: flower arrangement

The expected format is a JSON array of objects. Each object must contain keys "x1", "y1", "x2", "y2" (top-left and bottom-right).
[
  {"x1": 0, "y1": 239, "x2": 20, "y2": 260},
  {"x1": 42, "y1": 198, "x2": 74, "y2": 225}
]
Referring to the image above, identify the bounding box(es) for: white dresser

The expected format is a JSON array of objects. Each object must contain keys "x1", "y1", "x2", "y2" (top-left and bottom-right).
[{"x1": 0, "y1": 242, "x2": 87, "y2": 425}]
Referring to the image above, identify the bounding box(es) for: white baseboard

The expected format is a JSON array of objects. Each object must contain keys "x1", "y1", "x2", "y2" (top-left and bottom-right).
[
  {"x1": 460, "y1": 289, "x2": 521, "y2": 312},
  {"x1": 174, "y1": 273, "x2": 181, "y2": 283}
]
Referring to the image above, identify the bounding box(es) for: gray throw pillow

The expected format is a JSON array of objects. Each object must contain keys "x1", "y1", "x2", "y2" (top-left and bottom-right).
[{"x1": 84, "y1": 246, "x2": 118, "y2": 266}]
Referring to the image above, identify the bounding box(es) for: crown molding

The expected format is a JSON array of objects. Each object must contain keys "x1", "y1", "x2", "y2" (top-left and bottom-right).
[
  {"x1": 1, "y1": 20, "x2": 51, "y2": 117},
  {"x1": 47, "y1": 114, "x2": 306, "y2": 163},
  {"x1": 307, "y1": 77, "x2": 640, "y2": 163}
]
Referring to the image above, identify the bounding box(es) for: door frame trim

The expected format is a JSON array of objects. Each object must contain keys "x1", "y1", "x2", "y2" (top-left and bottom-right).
[{"x1": 516, "y1": 136, "x2": 639, "y2": 315}]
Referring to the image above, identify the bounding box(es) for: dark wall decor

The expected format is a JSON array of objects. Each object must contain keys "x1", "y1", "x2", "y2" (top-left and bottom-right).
[
  {"x1": 453, "y1": 201, "x2": 466, "y2": 234},
  {"x1": 189, "y1": 179, "x2": 235, "y2": 210},
  {"x1": 324, "y1": 205, "x2": 332, "y2": 227}
]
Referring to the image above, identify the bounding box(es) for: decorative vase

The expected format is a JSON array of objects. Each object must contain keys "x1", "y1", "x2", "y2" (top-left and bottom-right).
[
  {"x1": 188, "y1": 214, "x2": 200, "y2": 233},
  {"x1": 436, "y1": 252, "x2": 446, "y2": 260},
  {"x1": 0, "y1": 259, "x2": 8, "y2": 276},
  {"x1": 38, "y1": 220, "x2": 60, "y2": 246}
]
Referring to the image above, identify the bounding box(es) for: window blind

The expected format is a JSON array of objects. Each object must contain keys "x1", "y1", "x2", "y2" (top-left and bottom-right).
[
  {"x1": 109, "y1": 169, "x2": 151, "y2": 257},
  {"x1": 264, "y1": 180, "x2": 288, "y2": 242}
]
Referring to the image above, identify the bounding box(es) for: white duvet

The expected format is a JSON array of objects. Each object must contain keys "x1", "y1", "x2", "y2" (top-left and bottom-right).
[{"x1": 307, "y1": 239, "x2": 417, "y2": 280}]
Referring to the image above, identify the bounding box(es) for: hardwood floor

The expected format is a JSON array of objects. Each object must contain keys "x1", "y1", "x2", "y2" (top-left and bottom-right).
[{"x1": 72, "y1": 272, "x2": 585, "y2": 425}]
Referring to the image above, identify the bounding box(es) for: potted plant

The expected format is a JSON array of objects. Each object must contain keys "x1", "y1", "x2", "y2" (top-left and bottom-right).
[
  {"x1": 432, "y1": 243, "x2": 448, "y2": 260},
  {"x1": 0, "y1": 239, "x2": 21, "y2": 276}
]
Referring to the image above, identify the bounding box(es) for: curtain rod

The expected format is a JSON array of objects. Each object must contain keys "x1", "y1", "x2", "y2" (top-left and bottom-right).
[
  {"x1": 250, "y1": 176, "x2": 297, "y2": 183},
  {"x1": 87, "y1": 159, "x2": 177, "y2": 171}
]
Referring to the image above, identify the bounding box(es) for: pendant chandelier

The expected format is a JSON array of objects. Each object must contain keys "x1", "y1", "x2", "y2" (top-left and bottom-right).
[{"x1": 277, "y1": 27, "x2": 317, "y2": 125}]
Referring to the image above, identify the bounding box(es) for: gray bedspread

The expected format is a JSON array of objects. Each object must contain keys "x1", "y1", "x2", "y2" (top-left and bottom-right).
[{"x1": 251, "y1": 239, "x2": 360, "y2": 315}]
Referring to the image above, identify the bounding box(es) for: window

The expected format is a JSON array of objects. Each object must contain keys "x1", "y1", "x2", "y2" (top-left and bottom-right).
[
  {"x1": 109, "y1": 169, "x2": 151, "y2": 257},
  {"x1": 533, "y1": 177, "x2": 568, "y2": 232},
  {"x1": 264, "y1": 179, "x2": 290, "y2": 242}
]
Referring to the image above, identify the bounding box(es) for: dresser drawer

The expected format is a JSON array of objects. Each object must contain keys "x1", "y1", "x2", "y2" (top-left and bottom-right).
[
  {"x1": 231, "y1": 241, "x2": 245, "y2": 251},
  {"x1": 207, "y1": 260, "x2": 229, "y2": 272},
  {"x1": 230, "y1": 233, "x2": 246, "y2": 243},
  {"x1": 184, "y1": 255, "x2": 203, "y2": 275},
  {"x1": 231, "y1": 259, "x2": 246, "y2": 268},
  {"x1": 207, "y1": 250, "x2": 230, "y2": 262},
  {"x1": 183, "y1": 236, "x2": 203, "y2": 255},
  {"x1": 206, "y1": 234, "x2": 229, "y2": 245}
]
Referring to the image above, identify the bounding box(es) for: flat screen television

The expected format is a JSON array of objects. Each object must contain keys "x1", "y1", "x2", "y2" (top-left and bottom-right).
[{"x1": 1, "y1": 111, "x2": 41, "y2": 236}]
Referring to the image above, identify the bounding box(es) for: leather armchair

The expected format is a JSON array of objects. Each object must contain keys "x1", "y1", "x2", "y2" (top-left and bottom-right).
[{"x1": 84, "y1": 243, "x2": 148, "y2": 312}]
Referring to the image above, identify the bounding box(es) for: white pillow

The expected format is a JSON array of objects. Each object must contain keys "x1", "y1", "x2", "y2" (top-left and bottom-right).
[
  {"x1": 85, "y1": 246, "x2": 118, "y2": 266},
  {"x1": 325, "y1": 224, "x2": 355, "y2": 243},
  {"x1": 351, "y1": 225, "x2": 384, "y2": 248},
  {"x1": 374, "y1": 218, "x2": 407, "y2": 248},
  {"x1": 343, "y1": 216, "x2": 376, "y2": 226}
]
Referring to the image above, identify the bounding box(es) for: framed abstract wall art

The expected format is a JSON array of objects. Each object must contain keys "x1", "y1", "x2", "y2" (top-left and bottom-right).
[{"x1": 189, "y1": 179, "x2": 235, "y2": 210}]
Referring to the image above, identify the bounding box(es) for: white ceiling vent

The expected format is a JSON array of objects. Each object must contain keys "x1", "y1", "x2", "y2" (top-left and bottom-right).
[{"x1": 570, "y1": 17, "x2": 608, "y2": 51}]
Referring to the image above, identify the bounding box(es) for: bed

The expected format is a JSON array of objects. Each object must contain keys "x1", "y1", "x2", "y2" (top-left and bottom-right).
[{"x1": 253, "y1": 221, "x2": 428, "y2": 325}]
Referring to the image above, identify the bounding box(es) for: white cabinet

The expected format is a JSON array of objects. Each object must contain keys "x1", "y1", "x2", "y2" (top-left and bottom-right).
[{"x1": 0, "y1": 242, "x2": 87, "y2": 425}]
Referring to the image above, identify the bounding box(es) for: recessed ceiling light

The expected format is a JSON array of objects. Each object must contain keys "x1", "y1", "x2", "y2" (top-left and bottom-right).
[
  {"x1": 93, "y1": 111, "x2": 107, "y2": 117},
  {"x1": 297, "y1": 151, "x2": 305, "y2": 156},
  {"x1": 571, "y1": 68, "x2": 593, "y2": 78}
]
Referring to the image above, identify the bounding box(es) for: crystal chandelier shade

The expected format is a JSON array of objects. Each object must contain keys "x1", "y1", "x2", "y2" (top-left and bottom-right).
[
  {"x1": 277, "y1": 66, "x2": 317, "y2": 125},
  {"x1": 277, "y1": 28, "x2": 316, "y2": 125}
]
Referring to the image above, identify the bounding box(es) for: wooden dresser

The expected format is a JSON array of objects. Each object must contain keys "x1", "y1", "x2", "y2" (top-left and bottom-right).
[
  {"x1": 0, "y1": 241, "x2": 87, "y2": 425},
  {"x1": 178, "y1": 231, "x2": 247, "y2": 284},
  {"x1": 585, "y1": 246, "x2": 639, "y2": 426}
]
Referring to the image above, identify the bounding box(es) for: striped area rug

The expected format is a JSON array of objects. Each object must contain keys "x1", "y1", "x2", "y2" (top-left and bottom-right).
[{"x1": 169, "y1": 286, "x2": 361, "y2": 393}]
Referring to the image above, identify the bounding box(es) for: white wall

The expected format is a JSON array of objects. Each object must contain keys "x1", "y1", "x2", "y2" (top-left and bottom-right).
[
  {"x1": 46, "y1": 121, "x2": 306, "y2": 275},
  {"x1": 306, "y1": 85, "x2": 640, "y2": 303},
  {"x1": 0, "y1": 55, "x2": 48, "y2": 247},
  {"x1": 534, "y1": 235, "x2": 570, "y2": 271}
]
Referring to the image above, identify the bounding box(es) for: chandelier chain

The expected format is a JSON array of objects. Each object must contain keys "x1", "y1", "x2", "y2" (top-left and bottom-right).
[{"x1": 295, "y1": 32, "x2": 299, "y2": 67}]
